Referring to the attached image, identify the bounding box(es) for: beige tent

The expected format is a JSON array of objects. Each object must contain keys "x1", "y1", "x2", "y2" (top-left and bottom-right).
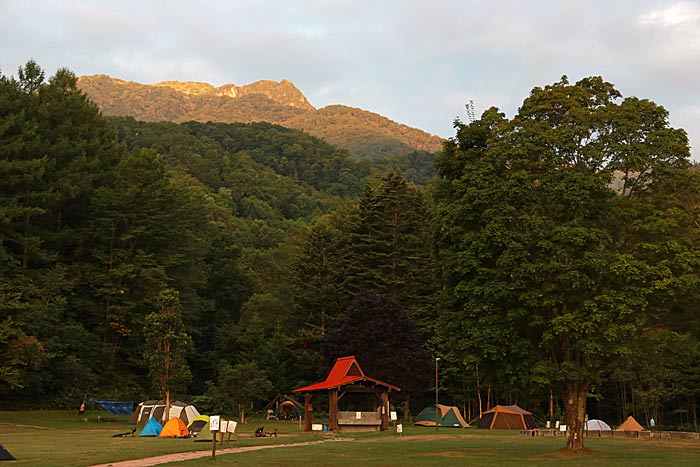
[{"x1": 616, "y1": 415, "x2": 645, "y2": 431}]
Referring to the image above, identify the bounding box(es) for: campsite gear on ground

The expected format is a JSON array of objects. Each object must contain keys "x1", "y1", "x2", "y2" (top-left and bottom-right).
[
  {"x1": 87, "y1": 398, "x2": 134, "y2": 416},
  {"x1": 617, "y1": 415, "x2": 645, "y2": 431},
  {"x1": 414, "y1": 404, "x2": 470, "y2": 428},
  {"x1": 0, "y1": 443, "x2": 15, "y2": 461},
  {"x1": 477, "y1": 405, "x2": 537, "y2": 430},
  {"x1": 263, "y1": 394, "x2": 304, "y2": 421},
  {"x1": 159, "y1": 417, "x2": 190, "y2": 438},
  {"x1": 139, "y1": 417, "x2": 163, "y2": 437},
  {"x1": 253, "y1": 426, "x2": 278, "y2": 437},
  {"x1": 129, "y1": 400, "x2": 200, "y2": 425},
  {"x1": 112, "y1": 428, "x2": 137, "y2": 437}
]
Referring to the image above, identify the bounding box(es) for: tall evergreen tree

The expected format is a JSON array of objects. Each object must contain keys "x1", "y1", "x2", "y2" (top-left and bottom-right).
[{"x1": 344, "y1": 173, "x2": 438, "y2": 328}]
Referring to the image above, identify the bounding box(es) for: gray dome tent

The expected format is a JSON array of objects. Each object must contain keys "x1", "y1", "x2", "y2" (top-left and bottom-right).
[{"x1": 129, "y1": 400, "x2": 200, "y2": 425}]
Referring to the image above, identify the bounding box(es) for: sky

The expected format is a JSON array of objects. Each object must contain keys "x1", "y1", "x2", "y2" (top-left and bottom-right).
[{"x1": 2, "y1": 0, "x2": 699, "y2": 161}]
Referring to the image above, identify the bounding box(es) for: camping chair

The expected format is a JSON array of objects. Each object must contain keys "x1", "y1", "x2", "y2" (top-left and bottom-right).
[
  {"x1": 112, "y1": 428, "x2": 137, "y2": 438},
  {"x1": 253, "y1": 426, "x2": 278, "y2": 437}
]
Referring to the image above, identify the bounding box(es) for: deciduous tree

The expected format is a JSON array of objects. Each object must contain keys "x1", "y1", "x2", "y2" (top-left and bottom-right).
[{"x1": 433, "y1": 76, "x2": 694, "y2": 451}]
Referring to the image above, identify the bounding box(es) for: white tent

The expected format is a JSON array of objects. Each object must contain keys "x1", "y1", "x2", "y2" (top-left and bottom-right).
[{"x1": 586, "y1": 419, "x2": 612, "y2": 431}]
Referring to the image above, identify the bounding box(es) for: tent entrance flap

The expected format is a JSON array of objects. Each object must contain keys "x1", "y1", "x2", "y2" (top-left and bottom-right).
[{"x1": 0, "y1": 443, "x2": 16, "y2": 461}]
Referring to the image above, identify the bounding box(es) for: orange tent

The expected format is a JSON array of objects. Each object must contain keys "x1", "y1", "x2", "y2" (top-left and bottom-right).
[
  {"x1": 616, "y1": 416, "x2": 645, "y2": 431},
  {"x1": 477, "y1": 405, "x2": 537, "y2": 430},
  {"x1": 159, "y1": 417, "x2": 189, "y2": 437}
]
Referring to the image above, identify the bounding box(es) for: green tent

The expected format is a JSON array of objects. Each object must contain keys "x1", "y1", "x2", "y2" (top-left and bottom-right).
[{"x1": 414, "y1": 404, "x2": 470, "y2": 428}]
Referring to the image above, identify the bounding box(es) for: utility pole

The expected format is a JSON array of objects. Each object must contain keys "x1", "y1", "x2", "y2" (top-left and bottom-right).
[{"x1": 435, "y1": 357, "x2": 440, "y2": 432}]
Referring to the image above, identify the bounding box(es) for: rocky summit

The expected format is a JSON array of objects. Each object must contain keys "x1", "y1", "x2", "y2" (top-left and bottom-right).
[{"x1": 77, "y1": 75, "x2": 443, "y2": 159}]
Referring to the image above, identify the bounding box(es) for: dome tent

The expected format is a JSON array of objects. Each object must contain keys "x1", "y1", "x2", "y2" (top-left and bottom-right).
[
  {"x1": 139, "y1": 417, "x2": 163, "y2": 437},
  {"x1": 586, "y1": 419, "x2": 612, "y2": 431},
  {"x1": 129, "y1": 400, "x2": 200, "y2": 425},
  {"x1": 414, "y1": 404, "x2": 470, "y2": 428},
  {"x1": 159, "y1": 417, "x2": 189, "y2": 438}
]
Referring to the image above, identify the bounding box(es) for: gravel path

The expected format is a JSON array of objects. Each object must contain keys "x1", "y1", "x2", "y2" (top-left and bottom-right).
[{"x1": 88, "y1": 438, "x2": 352, "y2": 467}]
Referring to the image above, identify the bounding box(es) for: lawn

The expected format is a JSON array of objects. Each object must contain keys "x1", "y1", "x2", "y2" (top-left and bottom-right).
[{"x1": 1, "y1": 410, "x2": 699, "y2": 466}]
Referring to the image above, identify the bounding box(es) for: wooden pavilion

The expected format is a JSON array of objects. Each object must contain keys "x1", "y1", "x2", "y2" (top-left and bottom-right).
[{"x1": 293, "y1": 356, "x2": 400, "y2": 432}]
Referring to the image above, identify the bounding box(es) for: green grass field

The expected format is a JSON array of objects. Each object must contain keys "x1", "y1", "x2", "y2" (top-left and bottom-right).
[{"x1": 1, "y1": 410, "x2": 699, "y2": 466}]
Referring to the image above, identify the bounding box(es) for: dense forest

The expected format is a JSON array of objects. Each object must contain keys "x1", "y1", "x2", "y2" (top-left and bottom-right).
[{"x1": 2, "y1": 62, "x2": 700, "y2": 450}]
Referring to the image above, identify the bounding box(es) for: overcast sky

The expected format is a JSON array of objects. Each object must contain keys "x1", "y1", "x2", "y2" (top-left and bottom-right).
[{"x1": 2, "y1": 0, "x2": 699, "y2": 160}]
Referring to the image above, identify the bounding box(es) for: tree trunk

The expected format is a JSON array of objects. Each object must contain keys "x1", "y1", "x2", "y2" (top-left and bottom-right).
[
  {"x1": 549, "y1": 387, "x2": 554, "y2": 421},
  {"x1": 475, "y1": 365, "x2": 483, "y2": 418},
  {"x1": 562, "y1": 382, "x2": 589, "y2": 451},
  {"x1": 164, "y1": 389, "x2": 171, "y2": 423}
]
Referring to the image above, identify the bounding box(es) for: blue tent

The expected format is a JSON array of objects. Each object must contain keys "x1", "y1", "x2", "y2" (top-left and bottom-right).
[
  {"x1": 139, "y1": 417, "x2": 162, "y2": 437},
  {"x1": 87, "y1": 398, "x2": 134, "y2": 415}
]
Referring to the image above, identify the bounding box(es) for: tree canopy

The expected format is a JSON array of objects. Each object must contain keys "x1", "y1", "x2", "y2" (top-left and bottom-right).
[{"x1": 432, "y1": 76, "x2": 697, "y2": 450}]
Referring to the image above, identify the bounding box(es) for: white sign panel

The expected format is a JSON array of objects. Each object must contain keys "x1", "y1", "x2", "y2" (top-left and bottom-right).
[
  {"x1": 390, "y1": 411, "x2": 398, "y2": 421},
  {"x1": 227, "y1": 421, "x2": 238, "y2": 433},
  {"x1": 312, "y1": 423, "x2": 323, "y2": 431},
  {"x1": 396, "y1": 424, "x2": 403, "y2": 434},
  {"x1": 210, "y1": 415, "x2": 220, "y2": 431}
]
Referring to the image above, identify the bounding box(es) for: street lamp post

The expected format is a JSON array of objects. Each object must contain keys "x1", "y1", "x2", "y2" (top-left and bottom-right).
[{"x1": 435, "y1": 357, "x2": 440, "y2": 432}]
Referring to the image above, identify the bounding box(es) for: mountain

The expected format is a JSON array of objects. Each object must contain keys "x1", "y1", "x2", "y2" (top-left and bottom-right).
[{"x1": 77, "y1": 75, "x2": 444, "y2": 159}]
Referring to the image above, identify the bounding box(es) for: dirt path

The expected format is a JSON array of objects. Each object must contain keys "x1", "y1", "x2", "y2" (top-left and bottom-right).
[{"x1": 88, "y1": 438, "x2": 353, "y2": 467}]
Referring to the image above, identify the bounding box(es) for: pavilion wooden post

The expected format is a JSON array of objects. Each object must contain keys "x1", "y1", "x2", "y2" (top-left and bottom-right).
[
  {"x1": 304, "y1": 393, "x2": 313, "y2": 432},
  {"x1": 329, "y1": 389, "x2": 339, "y2": 431},
  {"x1": 380, "y1": 390, "x2": 389, "y2": 431}
]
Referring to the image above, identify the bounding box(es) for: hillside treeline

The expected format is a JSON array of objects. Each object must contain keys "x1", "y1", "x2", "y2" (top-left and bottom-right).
[
  {"x1": 2, "y1": 63, "x2": 700, "y2": 437},
  {"x1": 0, "y1": 62, "x2": 436, "y2": 412}
]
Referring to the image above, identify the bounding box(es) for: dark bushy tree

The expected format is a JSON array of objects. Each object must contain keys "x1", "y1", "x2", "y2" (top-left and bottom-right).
[{"x1": 321, "y1": 290, "x2": 432, "y2": 411}]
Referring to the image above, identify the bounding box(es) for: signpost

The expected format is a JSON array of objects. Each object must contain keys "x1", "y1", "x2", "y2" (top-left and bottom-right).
[{"x1": 210, "y1": 415, "x2": 220, "y2": 459}]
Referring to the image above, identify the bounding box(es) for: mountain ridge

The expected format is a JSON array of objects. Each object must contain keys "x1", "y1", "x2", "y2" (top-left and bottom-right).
[{"x1": 77, "y1": 75, "x2": 444, "y2": 159}]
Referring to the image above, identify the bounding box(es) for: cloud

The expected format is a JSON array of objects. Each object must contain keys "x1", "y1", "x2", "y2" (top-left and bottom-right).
[
  {"x1": 1, "y1": 0, "x2": 698, "y2": 159},
  {"x1": 639, "y1": 2, "x2": 700, "y2": 27}
]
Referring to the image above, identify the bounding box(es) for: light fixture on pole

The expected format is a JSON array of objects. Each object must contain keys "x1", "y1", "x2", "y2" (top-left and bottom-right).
[{"x1": 435, "y1": 357, "x2": 440, "y2": 432}]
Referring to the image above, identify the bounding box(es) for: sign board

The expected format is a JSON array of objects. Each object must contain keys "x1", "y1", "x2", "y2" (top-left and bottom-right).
[
  {"x1": 312, "y1": 423, "x2": 323, "y2": 431},
  {"x1": 559, "y1": 424, "x2": 567, "y2": 432},
  {"x1": 227, "y1": 420, "x2": 238, "y2": 433},
  {"x1": 356, "y1": 411, "x2": 362, "y2": 419},
  {"x1": 210, "y1": 415, "x2": 221, "y2": 432},
  {"x1": 390, "y1": 411, "x2": 398, "y2": 421},
  {"x1": 219, "y1": 420, "x2": 228, "y2": 432},
  {"x1": 396, "y1": 424, "x2": 403, "y2": 434}
]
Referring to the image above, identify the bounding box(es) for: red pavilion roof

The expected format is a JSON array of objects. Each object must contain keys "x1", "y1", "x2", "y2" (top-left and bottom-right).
[{"x1": 293, "y1": 356, "x2": 400, "y2": 393}]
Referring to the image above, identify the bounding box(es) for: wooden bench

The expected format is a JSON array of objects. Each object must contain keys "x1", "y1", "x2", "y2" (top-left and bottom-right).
[{"x1": 337, "y1": 411, "x2": 382, "y2": 432}]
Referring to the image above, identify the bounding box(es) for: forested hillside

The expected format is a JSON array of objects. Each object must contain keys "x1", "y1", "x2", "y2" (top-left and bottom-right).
[
  {"x1": 0, "y1": 62, "x2": 437, "y2": 413},
  {"x1": 3, "y1": 63, "x2": 700, "y2": 445}
]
